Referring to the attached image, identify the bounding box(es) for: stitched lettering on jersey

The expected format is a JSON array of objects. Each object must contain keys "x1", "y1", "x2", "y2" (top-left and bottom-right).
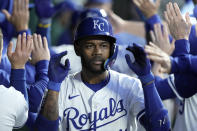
[{"x1": 63, "y1": 98, "x2": 127, "y2": 130}]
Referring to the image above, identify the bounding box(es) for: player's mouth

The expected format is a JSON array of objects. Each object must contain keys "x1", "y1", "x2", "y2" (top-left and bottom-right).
[{"x1": 92, "y1": 60, "x2": 103, "y2": 65}]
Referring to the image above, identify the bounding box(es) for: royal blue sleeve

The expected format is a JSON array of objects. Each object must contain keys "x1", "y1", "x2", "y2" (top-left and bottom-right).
[
  {"x1": 36, "y1": 20, "x2": 52, "y2": 46},
  {"x1": 17, "y1": 29, "x2": 31, "y2": 35},
  {"x1": 174, "y1": 72, "x2": 197, "y2": 98},
  {"x1": 173, "y1": 39, "x2": 190, "y2": 56},
  {"x1": 145, "y1": 14, "x2": 162, "y2": 33},
  {"x1": 28, "y1": 60, "x2": 49, "y2": 113},
  {"x1": 35, "y1": 114, "x2": 60, "y2": 131},
  {"x1": 139, "y1": 73, "x2": 171, "y2": 130},
  {"x1": 154, "y1": 76, "x2": 176, "y2": 100},
  {"x1": 0, "y1": 69, "x2": 10, "y2": 87},
  {"x1": 10, "y1": 69, "x2": 28, "y2": 103}
]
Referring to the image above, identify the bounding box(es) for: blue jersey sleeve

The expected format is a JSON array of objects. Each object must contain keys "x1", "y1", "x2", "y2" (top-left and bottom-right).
[
  {"x1": 154, "y1": 76, "x2": 176, "y2": 100},
  {"x1": 145, "y1": 14, "x2": 162, "y2": 33},
  {"x1": 36, "y1": 21, "x2": 52, "y2": 46},
  {"x1": 140, "y1": 73, "x2": 171, "y2": 130},
  {"x1": 0, "y1": 69, "x2": 10, "y2": 87},
  {"x1": 28, "y1": 60, "x2": 49, "y2": 113},
  {"x1": 10, "y1": 69, "x2": 29, "y2": 102},
  {"x1": 35, "y1": 114, "x2": 60, "y2": 131}
]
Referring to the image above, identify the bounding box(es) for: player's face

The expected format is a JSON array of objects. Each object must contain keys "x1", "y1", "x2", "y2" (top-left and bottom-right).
[{"x1": 79, "y1": 37, "x2": 111, "y2": 74}]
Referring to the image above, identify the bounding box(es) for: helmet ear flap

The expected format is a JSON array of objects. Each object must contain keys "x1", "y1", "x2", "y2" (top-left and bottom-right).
[{"x1": 74, "y1": 42, "x2": 81, "y2": 56}]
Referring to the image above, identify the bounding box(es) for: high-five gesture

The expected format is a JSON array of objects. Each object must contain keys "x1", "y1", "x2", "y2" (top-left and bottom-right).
[
  {"x1": 30, "y1": 34, "x2": 50, "y2": 65},
  {"x1": 7, "y1": 33, "x2": 33, "y2": 69},
  {"x1": 2, "y1": 0, "x2": 29, "y2": 31},
  {"x1": 150, "y1": 23, "x2": 175, "y2": 55},
  {"x1": 164, "y1": 2, "x2": 192, "y2": 40},
  {"x1": 133, "y1": 0, "x2": 161, "y2": 18},
  {"x1": 145, "y1": 42, "x2": 171, "y2": 73}
]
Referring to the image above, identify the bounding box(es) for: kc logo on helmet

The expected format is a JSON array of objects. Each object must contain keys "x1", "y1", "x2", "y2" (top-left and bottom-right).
[{"x1": 93, "y1": 20, "x2": 105, "y2": 31}]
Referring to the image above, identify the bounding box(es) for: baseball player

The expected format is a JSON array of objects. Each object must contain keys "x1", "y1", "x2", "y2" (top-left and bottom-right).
[
  {"x1": 0, "y1": 30, "x2": 32, "y2": 130},
  {"x1": 35, "y1": 16, "x2": 170, "y2": 131}
]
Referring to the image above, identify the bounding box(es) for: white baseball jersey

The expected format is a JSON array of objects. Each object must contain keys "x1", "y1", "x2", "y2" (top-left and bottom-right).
[
  {"x1": 167, "y1": 75, "x2": 197, "y2": 131},
  {"x1": 58, "y1": 70, "x2": 145, "y2": 131},
  {"x1": 0, "y1": 85, "x2": 28, "y2": 131}
]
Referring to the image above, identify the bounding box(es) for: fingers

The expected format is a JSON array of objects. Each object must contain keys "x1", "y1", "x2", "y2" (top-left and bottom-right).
[
  {"x1": 154, "y1": 24, "x2": 163, "y2": 44},
  {"x1": 26, "y1": 35, "x2": 33, "y2": 53},
  {"x1": 174, "y1": 3, "x2": 182, "y2": 18},
  {"x1": 185, "y1": 12, "x2": 192, "y2": 27},
  {"x1": 163, "y1": 24, "x2": 169, "y2": 40},
  {"x1": 164, "y1": 11, "x2": 170, "y2": 25},
  {"x1": 15, "y1": 34, "x2": 22, "y2": 52},
  {"x1": 150, "y1": 30, "x2": 156, "y2": 43},
  {"x1": 43, "y1": 37, "x2": 48, "y2": 49},
  {"x1": 38, "y1": 34, "x2": 43, "y2": 48},
  {"x1": 33, "y1": 34, "x2": 39, "y2": 50},
  {"x1": 57, "y1": 51, "x2": 68, "y2": 60},
  {"x1": 21, "y1": 33, "x2": 27, "y2": 51},
  {"x1": 2, "y1": 9, "x2": 11, "y2": 22},
  {"x1": 156, "y1": 0, "x2": 161, "y2": 7},
  {"x1": 7, "y1": 41, "x2": 13, "y2": 58},
  {"x1": 168, "y1": 2, "x2": 177, "y2": 19}
]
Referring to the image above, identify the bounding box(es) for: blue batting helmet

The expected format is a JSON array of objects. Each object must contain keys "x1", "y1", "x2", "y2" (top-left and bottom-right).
[{"x1": 74, "y1": 16, "x2": 117, "y2": 69}]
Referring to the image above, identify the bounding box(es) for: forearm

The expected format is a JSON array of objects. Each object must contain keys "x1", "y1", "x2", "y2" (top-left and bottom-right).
[
  {"x1": 154, "y1": 76, "x2": 176, "y2": 100},
  {"x1": 34, "y1": 81, "x2": 61, "y2": 130},
  {"x1": 35, "y1": 60, "x2": 49, "y2": 81},
  {"x1": 40, "y1": 90, "x2": 59, "y2": 120},
  {"x1": 145, "y1": 14, "x2": 162, "y2": 33},
  {"x1": 0, "y1": 69, "x2": 10, "y2": 87},
  {"x1": 140, "y1": 73, "x2": 170, "y2": 130},
  {"x1": 10, "y1": 69, "x2": 28, "y2": 102},
  {"x1": 28, "y1": 60, "x2": 49, "y2": 113},
  {"x1": 123, "y1": 20, "x2": 146, "y2": 38},
  {"x1": 34, "y1": 88, "x2": 60, "y2": 131},
  {"x1": 36, "y1": 20, "x2": 52, "y2": 46}
]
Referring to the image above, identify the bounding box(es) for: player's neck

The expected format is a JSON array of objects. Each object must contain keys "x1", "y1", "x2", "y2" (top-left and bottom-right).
[{"x1": 81, "y1": 70, "x2": 109, "y2": 84}]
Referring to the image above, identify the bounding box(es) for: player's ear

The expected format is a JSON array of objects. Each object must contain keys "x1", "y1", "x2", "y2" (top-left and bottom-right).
[{"x1": 74, "y1": 42, "x2": 81, "y2": 56}]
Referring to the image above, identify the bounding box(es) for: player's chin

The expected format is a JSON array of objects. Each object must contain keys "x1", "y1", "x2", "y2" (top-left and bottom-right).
[{"x1": 90, "y1": 64, "x2": 106, "y2": 73}]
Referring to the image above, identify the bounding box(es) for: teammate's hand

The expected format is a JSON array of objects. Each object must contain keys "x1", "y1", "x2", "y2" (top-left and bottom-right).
[
  {"x1": 125, "y1": 43, "x2": 151, "y2": 76},
  {"x1": 2, "y1": 0, "x2": 29, "y2": 32},
  {"x1": 145, "y1": 42, "x2": 171, "y2": 73},
  {"x1": 133, "y1": 0, "x2": 160, "y2": 18},
  {"x1": 30, "y1": 34, "x2": 50, "y2": 65},
  {"x1": 48, "y1": 51, "x2": 70, "y2": 83},
  {"x1": 108, "y1": 11, "x2": 126, "y2": 34},
  {"x1": 164, "y1": 2, "x2": 192, "y2": 40},
  {"x1": 7, "y1": 33, "x2": 33, "y2": 69},
  {"x1": 150, "y1": 23, "x2": 175, "y2": 55}
]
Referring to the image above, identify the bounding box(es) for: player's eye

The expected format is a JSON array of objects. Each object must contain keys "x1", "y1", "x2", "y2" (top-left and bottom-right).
[
  {"x1": 100, "y1": 43, "x2": 109, "y2": 48},
  {"x1": 85, "y1": 44, "x2": 94, "y2": 49}
]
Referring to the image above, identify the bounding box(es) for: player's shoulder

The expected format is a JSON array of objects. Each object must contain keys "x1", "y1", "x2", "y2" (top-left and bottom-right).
[
  {"x1": 109, "y1": 70, "x2": 141, "y2": 84},
  {"x1": 0, "y1": 85, "x2": 23, "y2": 96}
]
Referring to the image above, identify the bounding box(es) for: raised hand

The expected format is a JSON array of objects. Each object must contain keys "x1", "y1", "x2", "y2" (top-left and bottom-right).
[
  {"x1": 133, "y1": 0, "x2": 160, "y2": 18},
  {"x1": 125, "y1": 43, "x2": 151, "y2": 76},
  {"x1": 2, "y1": 0, "x2": 29, "y2": 31},
  {"x1": 7, "y1": 33, "x2": 33, "y2": 69},
  {"x1": 30, "y1": 34, "x2": 50, "y2": 65},
  {"x1": 150, "y1": 23, "x2": 175, "y2": 55},
  {"x1": 164, "y1": 2, "x2": 192, "y2": 40},
  {"x1": 145, "y1": 42, "x2": 171, "y2": 73},
  {"x1": 48, "y1": 51, "x2": 70, "y2": 83}
]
